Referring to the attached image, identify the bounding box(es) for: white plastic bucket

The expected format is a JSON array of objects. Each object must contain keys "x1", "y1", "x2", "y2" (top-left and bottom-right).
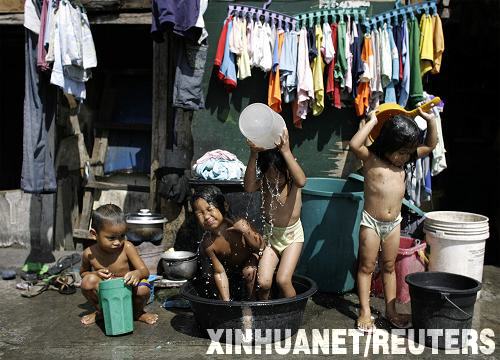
[
  {"x1": 424, "y1": 211, "x2": 489, "y2": 292},
  {"x1": 239, "y1": 103, "x2": 286, "y2": 149}
]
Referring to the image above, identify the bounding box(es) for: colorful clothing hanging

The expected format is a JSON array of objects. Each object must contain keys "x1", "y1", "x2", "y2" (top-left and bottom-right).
[
  {"x1": 399, "y1": 19, "x2": 410, "y2": 107},
  {"x1": 419, "y1": 14, "x2": 434, "y2": 76},
  {"x1": 311, "y1": 24, "x2": 325, "y2": 116},
  {"x1": 326, "y1": 23, "x2": 341, "y2": 109},
  {"x1": 268, "y1": 30, "x2": 285, "y2": 112},
  {"x1": 355, "y1": 34, "x2": 373, "y2": 116},
  {"x1": 280, "y1": 30, "x2": 298, "y2": 104},
  {"x1": 431, "y1": 14, "x2": 445, "y2": 74},
  {"x1": 408, "y1": 16, "x2": 424, "y2": 108},
  {"x1": 294, "y1": 27, "x2": 314, "y2": 128}
]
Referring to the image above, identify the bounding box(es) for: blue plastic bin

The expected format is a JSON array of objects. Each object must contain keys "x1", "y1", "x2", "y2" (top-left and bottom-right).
[{"x1": 297, "y1": 175, "x2": 364, "y2": 293}]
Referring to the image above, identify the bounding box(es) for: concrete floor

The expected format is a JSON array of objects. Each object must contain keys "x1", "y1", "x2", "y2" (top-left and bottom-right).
[{"x1": 0, "y1": 248, "x2": 499, "y2": 359}]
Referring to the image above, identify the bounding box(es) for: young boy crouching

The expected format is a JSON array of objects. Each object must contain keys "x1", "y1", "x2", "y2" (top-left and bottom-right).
[{"x1": 80, "y1": 204, "x2": 158, "y2": 325}]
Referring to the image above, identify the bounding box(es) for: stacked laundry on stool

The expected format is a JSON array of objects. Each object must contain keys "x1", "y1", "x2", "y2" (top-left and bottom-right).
[{"x1": 192, "y1": 149, "x2": 245, "y2": 180}]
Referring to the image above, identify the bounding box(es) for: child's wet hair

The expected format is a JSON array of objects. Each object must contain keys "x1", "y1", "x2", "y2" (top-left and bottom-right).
[
  {"x1": 257, "y1": 148, "x2": 288, "y2": 179},
  {"x1": 192, "y1": 185, "x2": 227, "y2": 217},
  {"x1": 369, "y1": 114, "x2": 420, "y2": 161},
  {"x1": 91, "y1": 204, "x2": 126, "y2": 232}
]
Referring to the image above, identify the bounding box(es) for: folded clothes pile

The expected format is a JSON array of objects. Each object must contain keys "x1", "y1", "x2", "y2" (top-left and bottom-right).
[{"x1": 192, "y1": 149, "x2": 245, "y2": 180}]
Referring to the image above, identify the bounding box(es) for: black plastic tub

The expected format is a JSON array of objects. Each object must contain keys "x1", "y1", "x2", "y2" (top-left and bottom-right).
[
  {"x1": 180, "y1": 275, "x2": 317, "y2": 344},
  {"x1": 406, "y1": 271, "x2": 481, "y2": 349}
]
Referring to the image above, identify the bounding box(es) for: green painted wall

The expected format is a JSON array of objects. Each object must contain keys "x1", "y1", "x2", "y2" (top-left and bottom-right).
[{"x1": 192, "y1": 0, "x2": 392, "y2": 177}]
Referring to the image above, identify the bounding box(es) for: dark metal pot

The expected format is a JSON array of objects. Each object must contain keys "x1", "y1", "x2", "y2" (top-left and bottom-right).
[
  {"x1": 161, "y1": 251, "x2": 198, "y2": 280},
  {"x1": 126, "y1": 209, "x2": 167, "y2": 244}
]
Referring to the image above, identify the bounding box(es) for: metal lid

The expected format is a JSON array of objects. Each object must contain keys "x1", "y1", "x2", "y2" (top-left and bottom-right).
[
  {"x1": 161, "y1": 251, "x2": 197, "y2": 262},
  {"x1": 126, "y1": 209, "x2": 167, "y2": 225}
]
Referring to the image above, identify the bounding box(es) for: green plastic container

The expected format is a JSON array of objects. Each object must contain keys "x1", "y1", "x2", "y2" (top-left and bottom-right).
[
  {"x1": 98, "y1": 278, "x2": 134, "y2": 336},
  {"x1": 297, "y1": 175, "x2": 364, "y2": 293}
]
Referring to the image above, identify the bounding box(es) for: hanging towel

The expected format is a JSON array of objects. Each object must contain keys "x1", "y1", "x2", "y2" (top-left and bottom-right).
[
  {"x1": 311, "y1": 24, "x2": 325, "y2": 116},
  {"x1": 419, "y1": 14, "x2": 434, "y2": 76},
  {"x1": 408, "y1": 16, "x2": 424, "y2": 108},
  {"x1": 293, "y1": 27, "x2": 314, "y2": 128},
  {"x1": 217, "y1": 19, "x2": 237, "y2": 92},
  {"x1": 431, "y1": 14, "x2": 445, "y2": 74},
  {"x1": 215, "y1": 17, "x2": 230, "y2": 68},
  {"x1": 321, "y1": 22, "x2": 335, "y2": 64},
  {"x1": 380, "y1": 23, "x2": 392, "y2": 89},
  {"x1": 384, "y1": 25, "x2": 399, "y2": 103},
  {"x1": 355, "y1": 34, "x2": 373, "y2": 117},
  {"x1": 335, "y1": 20, "x2": 347, "y2": 89},
  {"x1": 351, "y1": 22, "x2": 364, "y2": 99},
  {"x1": 280, "y1": 30, "x2": 298, "y2": 104},
  {"x1": 236, "y1": 18, "x2": 251, "y2": 80},
  {"x1": 268, "y1": 29, "x2": 285, "y2": 112},
  {"x1": 326, "y1": 23, "x2": 341, "y2": 109}
]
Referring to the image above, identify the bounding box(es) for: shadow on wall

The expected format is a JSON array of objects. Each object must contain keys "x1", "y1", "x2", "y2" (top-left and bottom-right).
[
  {"x1": 205, "y1": 66, "x2": 358, "y2": 150},
  {"x1": 204, "y1": 65, "x2": 360, "y2": 178}
]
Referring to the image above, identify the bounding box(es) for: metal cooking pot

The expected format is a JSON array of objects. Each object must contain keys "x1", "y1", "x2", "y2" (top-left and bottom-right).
[
  {"x1": 126, "y1": 209, "x2": 167, "y2": 244},
  {"x1": 161, "y1": 251, "x2": 198, "y2": 280}
]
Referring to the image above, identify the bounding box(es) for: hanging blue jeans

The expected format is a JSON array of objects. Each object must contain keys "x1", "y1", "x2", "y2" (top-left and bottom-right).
[{"x1": 21, "y1": 29, "x2": 57, "y2": 193}]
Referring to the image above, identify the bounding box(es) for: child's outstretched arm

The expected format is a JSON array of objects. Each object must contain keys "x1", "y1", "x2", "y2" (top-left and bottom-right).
[
  {"x1": 416, "y1": 107, "x2": 438, "y2": 158},
  {"x1": 276, "y1": 127, "x2": 307, "y2": 188},
  {"x1": 202, "y1": 246, "x2": 230, "y2": 301},
  {"x1": 349, "y1": 112, "x2": 378, "y2": 161},
  {"x1": 244, "y1": 140, "x2": 265, "y2": 192},
  {"x1": 124, "y1": 241, "x2": 150, "y2": 286},
  {"x1": 227, "y1": 218, "x2": 265, "y2": 255}
]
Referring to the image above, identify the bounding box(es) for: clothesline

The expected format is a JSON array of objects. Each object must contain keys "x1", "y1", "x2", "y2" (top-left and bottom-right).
[
  {"x1": 294, "y1": 7, "x2": 369, "y2": 28},
  {"x1": 227, "y1": 4, "x2": 297, "y2": 30},
  {"x1": 365, "y1": 0, "x2": 437, "y2": 29}
]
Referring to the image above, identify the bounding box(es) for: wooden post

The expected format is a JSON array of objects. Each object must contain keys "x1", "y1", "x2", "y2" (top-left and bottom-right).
[{"x1": 150, "y1": 34, "x2": 170, "y2": 210}]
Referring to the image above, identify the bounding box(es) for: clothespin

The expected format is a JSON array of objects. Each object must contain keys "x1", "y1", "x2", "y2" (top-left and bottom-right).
[
  {"x1": 257, "y1": 9, "x2": 263, "y2": 22},
  {"x1": 322, "y1": 10, "x2": 328, "y2": 24},
  {"x1": 385, "y1": 13, "x2": 391, "y2": 26},
  {"x1": 278, "y1": 14, "x2": 283, "y2": 30}
]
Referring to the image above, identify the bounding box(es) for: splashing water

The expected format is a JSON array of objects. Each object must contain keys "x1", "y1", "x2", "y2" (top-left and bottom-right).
[{"x1": 261, "y1": 172, "x2": 285, "y2": 248}]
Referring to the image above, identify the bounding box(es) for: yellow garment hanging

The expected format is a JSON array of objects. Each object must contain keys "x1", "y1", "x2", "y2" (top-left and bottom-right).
[
  {"x1": 419, "y1": 14, "x2": 433, "y2": 77},
  {"x1": 431, "y1": 14, "x2": 445, "y2": 74},
  {"x1": 312, "y1": 24, "x2": 325, "y2": 116}
]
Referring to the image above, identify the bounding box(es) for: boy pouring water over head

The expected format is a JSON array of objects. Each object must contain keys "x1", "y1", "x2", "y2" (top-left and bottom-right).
[{"x1": 349, "y1": 108, "x2": 437, "y2": 333}]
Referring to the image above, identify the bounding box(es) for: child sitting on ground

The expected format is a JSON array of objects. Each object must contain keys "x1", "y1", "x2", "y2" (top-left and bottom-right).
[
  {"x1": 349, "y1": 108, "x2": 437, "y2": 333},
  {"x1": 244, "y1": 127, "x2": 307, "y2": 300},
  {"x1": 193, "y1": 185, "x2": 265, "y2": 301},
  {"x1": 80, "y1": 204, "x2": 158, "y2": 325}
]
